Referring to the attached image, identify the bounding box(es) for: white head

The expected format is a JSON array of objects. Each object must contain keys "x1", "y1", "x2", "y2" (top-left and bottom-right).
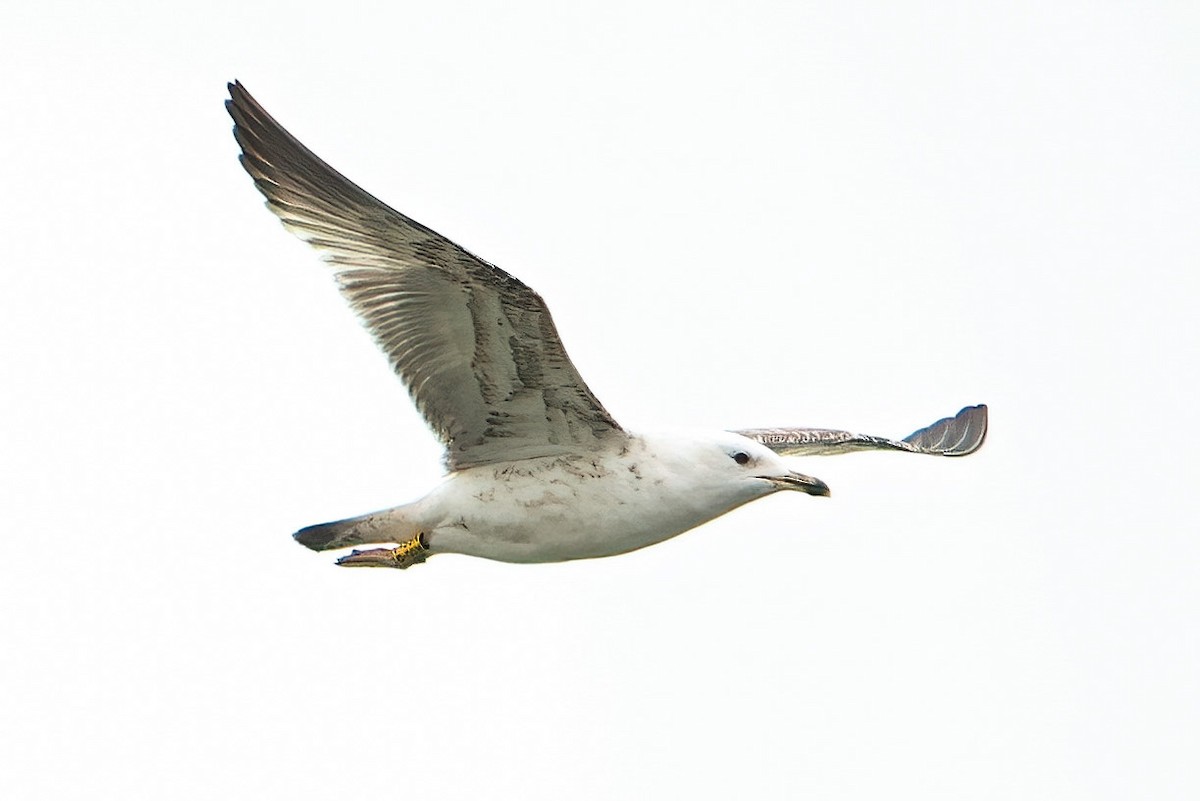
[
  {"x1": 638, "y1": 430, "x2": 830, "y2": 512},
  {"x1": 710, "y1": 430, "x2": 830, "y2": 494}
]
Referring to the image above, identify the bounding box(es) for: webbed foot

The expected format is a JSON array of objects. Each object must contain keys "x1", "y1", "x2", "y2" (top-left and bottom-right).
[{"x1": 335, "y1": 533, "x2": 428, "y2": 569}]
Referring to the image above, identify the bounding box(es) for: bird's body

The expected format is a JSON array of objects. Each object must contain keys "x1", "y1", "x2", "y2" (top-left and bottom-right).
[
  {"x1": 297, "y1": 431, "x2": 818, "y2": 564},
  {"x1": 225, "y1": 81, "x2": 987, "y2": 570}
]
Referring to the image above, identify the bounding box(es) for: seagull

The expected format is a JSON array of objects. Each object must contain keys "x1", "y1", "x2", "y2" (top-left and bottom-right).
[{"x1": 226, "y1": 81, "x2": 987, "y2": 570}]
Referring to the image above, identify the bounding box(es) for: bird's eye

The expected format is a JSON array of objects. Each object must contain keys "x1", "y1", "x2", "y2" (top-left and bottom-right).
[{"x1": 732, "y1": 452, "x2": 751, "y2": 465}]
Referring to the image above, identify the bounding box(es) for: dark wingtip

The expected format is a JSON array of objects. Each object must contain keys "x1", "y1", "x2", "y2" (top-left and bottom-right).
[
  {"x1": 902, "y1": 404, "x2": 988, "y2": 457},
  {"x1": 225, "y1": 80, "x2": 242, "y2": 112}
]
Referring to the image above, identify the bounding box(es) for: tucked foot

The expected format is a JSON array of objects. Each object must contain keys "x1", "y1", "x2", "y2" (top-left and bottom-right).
[{"x1": 336, "y1": 533, "x2": 429, "y2": 569}]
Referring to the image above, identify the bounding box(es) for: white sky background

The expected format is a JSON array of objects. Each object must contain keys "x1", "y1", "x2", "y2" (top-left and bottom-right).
[{"x1": 2, "y1": 1, "x2": 1197, "y2": 798}]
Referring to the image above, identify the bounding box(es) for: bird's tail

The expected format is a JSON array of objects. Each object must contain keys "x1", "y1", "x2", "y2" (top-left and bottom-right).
[{"x1": 293, "y1": 506, "x2": 419, "y2": 552}]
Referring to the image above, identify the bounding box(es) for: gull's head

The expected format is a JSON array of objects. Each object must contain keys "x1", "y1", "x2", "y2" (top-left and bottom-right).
[
  {"x1": 710, "y1": 431, "x2": 831, "y2": 498},
  {"x1": 643, "y1": 431, "x2": 830, "y2": 504}
]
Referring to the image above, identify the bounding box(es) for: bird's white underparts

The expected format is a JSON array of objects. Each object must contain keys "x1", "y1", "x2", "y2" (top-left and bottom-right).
[{"x1": 226, "y1": 81, "x2": 988, "y2": 570}]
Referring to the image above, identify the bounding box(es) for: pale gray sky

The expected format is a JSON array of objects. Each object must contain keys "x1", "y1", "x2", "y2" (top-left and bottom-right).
[{"x1": 3, "y1": 2, "x2": 1198, "y2": 799}]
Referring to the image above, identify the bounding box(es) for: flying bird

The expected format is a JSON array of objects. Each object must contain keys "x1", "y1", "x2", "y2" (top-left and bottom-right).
[{"x1": 225, "y1": 81, "x2": 987, "y2": 570}]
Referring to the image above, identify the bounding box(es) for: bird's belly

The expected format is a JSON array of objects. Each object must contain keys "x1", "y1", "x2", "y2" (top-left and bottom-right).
[{"x1": 421, "y1": 458, "x2": 716, "y2": 563}]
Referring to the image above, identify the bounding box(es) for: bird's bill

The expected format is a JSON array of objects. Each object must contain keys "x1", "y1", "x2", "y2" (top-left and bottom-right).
[{"x1": 761, "y1": 471, "x2": 831, "y2": 497}]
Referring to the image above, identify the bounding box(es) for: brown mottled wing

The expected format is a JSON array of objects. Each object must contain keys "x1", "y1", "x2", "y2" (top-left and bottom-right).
[
  {"x1": 736, "y1": 405, "x2": 987, "y2": 457},
  {"x1": 226, "y1": 81, "x2": 623, "y2": 470}
]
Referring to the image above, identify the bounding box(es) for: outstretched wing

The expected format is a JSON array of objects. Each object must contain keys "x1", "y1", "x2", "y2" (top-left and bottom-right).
[
  {"x1": 735, "y1": 404, "x2": 987, "y2": 457},
  {"x1": 226, "y1": 82, "x2": 623, "y2": 471}
]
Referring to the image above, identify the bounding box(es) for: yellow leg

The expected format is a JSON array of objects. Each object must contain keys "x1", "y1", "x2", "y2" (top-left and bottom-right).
[{"x1": 335, "y1": 533, "x2": 428, "y2": 569}]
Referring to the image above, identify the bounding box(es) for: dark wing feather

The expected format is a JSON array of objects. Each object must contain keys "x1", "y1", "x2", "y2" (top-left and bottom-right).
[
  {"x1": 226, "y1": 81, "x2": 623, "y2": 470},
  {"x1": 901, "y1": 404, "x2": 988, "y2": 456},
  {"x1": 735, "y1": 405, "x2": 987, "y2": 457}
]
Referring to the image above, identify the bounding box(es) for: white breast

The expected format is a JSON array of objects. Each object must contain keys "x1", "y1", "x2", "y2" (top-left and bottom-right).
[{"x1": 416, "y1": 434, "x2": 771, "y2": 563}]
